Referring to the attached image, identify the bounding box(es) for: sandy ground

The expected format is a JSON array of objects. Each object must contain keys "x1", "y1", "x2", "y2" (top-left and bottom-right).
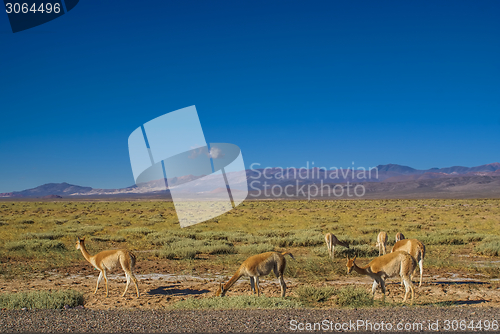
[{"x1": 1, "y1": 259, "x2": 499, "y2": 310}]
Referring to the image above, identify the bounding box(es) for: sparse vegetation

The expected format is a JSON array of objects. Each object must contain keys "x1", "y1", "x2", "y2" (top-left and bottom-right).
[
  {"x1": 335, "y1": 286, "x2": 374, "y2": 307},
  {"x1": 1, "y1": 198, "x2": 500, "y2": 310},
  {"x1": 5, "y1": 239, "x2": 66, "y2": 252},
  {"x1": 170, "y1": 295, "x2": 303, "y2": 309},
  {"x1": 476, "y1": 237, "x2": 500, "y2": 256},
  {"x1": 295, "y1": 285, "x2": 336, "y2": 304},
  {"x1": 0, "y1": 289, "x2": 84, "y2": 309}
]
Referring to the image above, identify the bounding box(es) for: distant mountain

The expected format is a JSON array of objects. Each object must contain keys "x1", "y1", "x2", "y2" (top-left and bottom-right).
[
  {"x1": 1, "y1": 162, "x2": 499, "y2": 199},
  {"x1": 0, "y1": 182, "x2": 92, "y2": 198},
  {"x1": 376, "y1": 164, "x2": 419, "y2": 175}
]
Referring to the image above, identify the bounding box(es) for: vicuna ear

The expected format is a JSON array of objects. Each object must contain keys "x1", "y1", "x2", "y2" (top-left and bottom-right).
[{"x1": 353, "y1": 256, "x2": 357, "y2": 261}]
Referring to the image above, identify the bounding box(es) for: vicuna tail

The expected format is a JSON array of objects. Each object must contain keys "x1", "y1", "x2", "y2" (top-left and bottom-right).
[
  {"x1": 418, "y1": 243, "x2": 426, "y2": 260},
  {"x1": 129, "y1": 251, "x2": 136, "y2": 269}
]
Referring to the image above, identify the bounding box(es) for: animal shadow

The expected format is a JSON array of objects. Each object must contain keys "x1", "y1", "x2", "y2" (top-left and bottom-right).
[
  {"x1": 424, "y1": 300, "x2": 487, "y2": 306},
  {"x1": 147, "y1": 285, "x2": 210, "y2": 296},
  {"x1": 432, "y1": 281, "x2": 487, "y2": 285}
]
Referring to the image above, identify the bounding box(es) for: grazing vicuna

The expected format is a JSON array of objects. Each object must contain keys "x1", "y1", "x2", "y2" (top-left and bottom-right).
[
  {"x1": 395, "y1": 232, "x2": 405, "y2": 243},
  {"x1": 324, "y1": 233, "x2": 349, "y2": 259},
  {"x1": 376, "y1": 231, "x2": 388, "y2": 255},
  {"x1": 216, "y1": 251, "x2": 294, "y2": 297},
  {"x1": 346, "y1": 252, "x2": 416, "y2": 304},
  {"x1": 75, "y1": 237, "x2": 139, "y2": 298},
  {"x1": 391, "y1": 238, "x2": 426, "y2": 287}
]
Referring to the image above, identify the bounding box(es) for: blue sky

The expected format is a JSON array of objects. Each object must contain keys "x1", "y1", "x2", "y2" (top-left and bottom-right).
[{"x1": 0, "y1": 1, "x2": 499, "y2": 192}]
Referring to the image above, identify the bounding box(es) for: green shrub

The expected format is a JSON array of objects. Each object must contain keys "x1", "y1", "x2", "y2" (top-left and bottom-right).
[
  {"x1": 420, "y1": 234, "x2": 465, "y2": 245},
  {"x1": 358, "y1": 227, "x2": 380, "y2": 235},
  {"x1": 171, "y1": 230, "x2": 197, "y2": 239},
  {"x1": 170, "y1": 296, "x2": 303, "y2": 309},
  {"x1": 158, "y1": 248, "x2": 197, "y2": 259},
  {"x1": 0, "y1": 290, "x2": 83, "y2": 309},
  {"x1": 118, "y1": 227, "x2": 154, "y2": 236},
  {"x1": 5, "y1": 240, "x2": 66, "y2": 252},
  {"x1": 269, "y1": 230, "x2": 323, "y2": 248},
  {"x1": 23, "y1": 232, "x2": 64, "y2": 240},
  {"x1": 199, "y1": 240, "x2": 236, "y2": 255},
  {"x1": 342, "y1": 236, "x2": 372, "y2": 246},
  {"x1": 157, "y1": 239, "x2": 204, "y2": 259},
  {"x1": 61, "y1": 225, "x2": 104, "y2": 236},
  {"x1": 335, "y1": 286, "x2": 373, "y2": 307},
  {"x1": 463, "y1": 233, "x2": 487, "y2": 242},
  {"x1": 475, "y1": 237, "x2": 500, "y2": 256},
  {"x1": 91, "y1": 235, "x2": 126, "y2": 243},
  {"x1": 335, "y1": 245, "x2": 379, "y2": 258},
  {"x1": 295, "y1": 286, "x2": 336, "y2": 303},
  {"x1": 147, "y1": 233, "x2": 182, "y2": 246},
  {"x1": 236, "y1": 243, "x2": 275, "y2": 254},
  {"x1": 226, "y1": 232, "x2": 250, "y2": 242},
  {"x1": 257, "y1": 230, "x2": 293, "y2": 238},
  {"x1": 116, "y1": 220, "x2": 132, "y2": 227},
  {"x1": 194, "y1": 231, "x2": 229, "y2": 240},
  {"x1": 295, "y1": 257, "x2": 335, "y2": 278}
]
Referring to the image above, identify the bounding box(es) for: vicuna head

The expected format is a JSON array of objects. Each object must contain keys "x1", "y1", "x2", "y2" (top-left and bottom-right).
[
  {"x1": 75, "y1": 237, "x2": 85, "y2": 250},
  {"x1": 346, "y1": 255, "x2": 357, "y2": 274},
  {"x1": 215, "y1": 282, "x2": 225, "y2": 297}
]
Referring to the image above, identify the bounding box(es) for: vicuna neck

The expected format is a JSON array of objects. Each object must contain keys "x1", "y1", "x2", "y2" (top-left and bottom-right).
[
  {"x1": 353, "y1": 262, "x2": 370, "y2": 274},
  {"x1": 223, "y1": 270, "x2": 243, "y2": 293},
  {"x1": 79, "y1": 243, "x2": 93, "y2": 263}
]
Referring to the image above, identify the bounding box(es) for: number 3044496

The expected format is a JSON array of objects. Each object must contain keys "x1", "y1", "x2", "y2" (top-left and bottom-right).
[{"x1": 5, "y1": 3, "x2": 61, "y2": 14}]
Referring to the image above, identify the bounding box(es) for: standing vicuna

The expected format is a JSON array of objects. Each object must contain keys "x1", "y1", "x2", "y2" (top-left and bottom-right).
[
  {"x1": 75, "y1": 237, "x2": 140, "y2": 298},
  {"x1": 324, "y1": 233, "x2": 349, "y2": 259},
  {"x1": 216, "y1": 251, "x2": 294, "y2": 297},
  {"x1": 376, "y1": 231, "x2": 388, "y2": 255},
  {"x1": 395, "y1": 232, "x2": 405, "y2": 243},
  {"x1": 346, "y1": 252, "x2": 416, "y2": 304},
  {"x1": 391, "y1": 238, "x2": 426, "y2": 287}
]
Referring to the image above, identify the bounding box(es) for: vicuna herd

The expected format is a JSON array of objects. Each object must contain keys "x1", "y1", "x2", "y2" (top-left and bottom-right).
[{"x1": 76, "y1": 230, "x2": 425, "y2": 305}]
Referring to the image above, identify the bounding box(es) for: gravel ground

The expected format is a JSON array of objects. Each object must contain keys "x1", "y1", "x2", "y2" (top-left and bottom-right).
[{"x1": 1, "y1": 307, "x2": 499, "y2": 333}]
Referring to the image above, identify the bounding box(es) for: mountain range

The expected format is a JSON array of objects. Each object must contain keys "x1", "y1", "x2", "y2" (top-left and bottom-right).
[{"x1": 1, "y1": 163, "x2": 499, "y2": 199}]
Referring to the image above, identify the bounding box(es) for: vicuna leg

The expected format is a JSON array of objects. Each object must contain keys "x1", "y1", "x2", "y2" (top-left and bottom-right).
[
  {"x1": 279, "y1": 275, "x2": 286, "y2": 297},
  {"x1": 326, "y1": 236, "x2": 333, "y2": 259},
  {"x1": 250, "y1": 277, "x2": 256, "y2": 294},
  {"x1": 402, "y1": 276, "x2": 415, "y2": 304},
  {"x1": 123, "y1": 271, "x2": 139, "y2": 297},
  {"x1": 371, "y1": 280, "x2": 378, "y2": 297},
  {"x1": 418, "y1": 259, "x2": 423, "y2": 287},
  {"x1": 255, "y1": 276, "x2": 260, "y2": 296},
  {"x1": 120, "y1": 253, "x2": 140, "y2": 298},
  {"x1": 131, "y1": 274, "x2": 139, "y2": 297},
  {"x1": 103, "y1": 269, "x2": 109, "y2": 297},
  {"x1": 379, "y1": 279, "x2": 386, "y2": 302},
  {"x1": 95, "y1": 271, "x2": 103, "y2": 295},
  {"x1": 123, "y1": 273, "x2": 131, "y2": 297}
]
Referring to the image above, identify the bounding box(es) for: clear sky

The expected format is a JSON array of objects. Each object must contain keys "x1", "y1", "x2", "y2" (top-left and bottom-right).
[{"x1": 0, "y1": 1, "x2": 499, "y2": 192}]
